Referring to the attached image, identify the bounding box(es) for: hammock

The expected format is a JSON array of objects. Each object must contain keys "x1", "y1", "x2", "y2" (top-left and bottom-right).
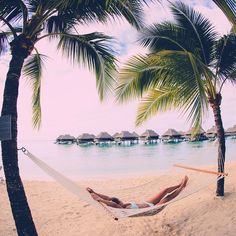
[{"x1": 19, "y1": 148, "x2": 226, "y2": 220}]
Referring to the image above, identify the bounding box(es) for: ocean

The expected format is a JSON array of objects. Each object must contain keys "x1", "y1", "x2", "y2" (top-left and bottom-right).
[{"x1": 0, "y1": 138, "x2": 231, "y2": 180}]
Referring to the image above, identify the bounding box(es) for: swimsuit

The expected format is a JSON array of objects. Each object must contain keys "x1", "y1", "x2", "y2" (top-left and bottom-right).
[
  {"x1": 129, "y1": 201, "x2": 154, "y2": 209},
  {"x1": 144, "y1": 201, "x2": 154, "y2": 207},
  {"x1": 129, "y1": 202, "x2": 139, "y2": 209}
]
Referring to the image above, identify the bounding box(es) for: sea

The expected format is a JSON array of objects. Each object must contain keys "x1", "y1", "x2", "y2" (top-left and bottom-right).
[{"x1": 0, "y1": 138, "x2": 235, "y2": 180}]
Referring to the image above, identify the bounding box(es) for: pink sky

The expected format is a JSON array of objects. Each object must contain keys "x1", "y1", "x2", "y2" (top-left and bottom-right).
[{"x1": 0, "y1": 1, "x2": 235, "y2": 141}]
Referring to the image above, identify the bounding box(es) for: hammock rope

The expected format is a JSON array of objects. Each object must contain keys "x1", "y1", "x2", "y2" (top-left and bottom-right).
[{"x1": 19, "y1": 147, "x2": 226, "y2": 220}]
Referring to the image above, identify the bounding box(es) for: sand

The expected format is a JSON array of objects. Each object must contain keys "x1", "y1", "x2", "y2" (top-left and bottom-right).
[{"x1": 1, "y1": 162, "x2": 236, "y2": 236}]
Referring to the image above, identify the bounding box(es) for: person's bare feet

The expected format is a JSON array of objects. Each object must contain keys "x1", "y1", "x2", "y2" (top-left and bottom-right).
[
  {"x1": 86, "y1": 187, "x2": 94, "y2": 193},
  {"x1": 182, "y1": 176, "x2": 188, "y2": 187}
]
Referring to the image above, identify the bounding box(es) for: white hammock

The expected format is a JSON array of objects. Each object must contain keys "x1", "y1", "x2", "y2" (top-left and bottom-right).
[{"x1": 21, "y1": 148, "x2": 226, "y2": 220}]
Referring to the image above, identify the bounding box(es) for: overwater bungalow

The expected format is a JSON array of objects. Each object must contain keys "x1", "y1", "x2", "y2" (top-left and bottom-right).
[
  {"x1": 132, "y1": 132, "x2": 140, "y2": 141},
  {"x1": 56, "y1": 134, "x2": 75, "y2": 144},
  {"x1": 161, "y1": 129, "x2": 182, "y2": 143},
  {"x1": 206, "y1": 126, "x2": 217, "y2": 140},
  {"x1": 225, "y1": 125, "x2": 236, "y2": 138},
  {"x1": 95, "y1": 132, "x2": 114, "y2": 145},
  {"x1": 77, "y1": 133, "x2": 95, "y2": 145},
  {"x1": 178, "y1": 131, "x2": 186, "y2": 141},
  {"x1": 112, "y1": 132, "x2": 120, "y2": 142},
  {"x1": 140, "y1": 129, "x2": 159, "y2": 144},
  {"x1": 184, "y1": 127, "x2": 208, "y2": 142},
  {"x1": 115, "y1": 131, "x2": 139, "y2": 145}
]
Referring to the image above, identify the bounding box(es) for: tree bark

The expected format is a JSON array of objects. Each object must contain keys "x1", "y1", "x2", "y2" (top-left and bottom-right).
[
  {"x1": 210, "y1": 93, "x2": 226, "y2": 196},
  {"x1": 1, "y1": 38, "x2": 38, "y2": 235}
]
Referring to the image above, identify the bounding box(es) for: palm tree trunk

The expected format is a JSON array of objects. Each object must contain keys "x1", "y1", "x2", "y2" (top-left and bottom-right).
[
  {"x1": 1, "y1": 53, "x2": 38, "y2": 235},
  {"x1": 210, "y1": 93, "x2": 226, "y2": 196}
]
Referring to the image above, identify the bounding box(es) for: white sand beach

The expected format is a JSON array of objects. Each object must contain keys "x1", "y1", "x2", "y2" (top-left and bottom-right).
[{"x1": 1, "y1": 161, "x2": 236, "y2": 236}]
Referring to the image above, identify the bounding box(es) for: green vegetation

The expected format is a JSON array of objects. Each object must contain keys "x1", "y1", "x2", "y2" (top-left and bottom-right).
[{"x1": 116, "y1": 1, "x2": 236, "y2": 196}]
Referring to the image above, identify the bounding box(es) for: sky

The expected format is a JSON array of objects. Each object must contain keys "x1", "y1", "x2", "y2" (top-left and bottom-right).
[{"x1": 0, "y1": 0, "x2": 235, "y2": 141}]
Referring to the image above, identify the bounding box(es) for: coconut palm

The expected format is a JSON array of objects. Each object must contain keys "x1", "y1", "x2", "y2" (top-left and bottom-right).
[
  {"x1": 117, "y1": 2, "x2": 236, "y2": 196},
  {"x1": 0, "y1": 0, "x2": 151, "y2": 234}
]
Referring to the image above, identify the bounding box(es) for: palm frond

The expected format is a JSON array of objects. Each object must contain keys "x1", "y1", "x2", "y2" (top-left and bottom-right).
[
  {"x1": 136, "y1": 68, "x2": 208, "y2": 129},
  {"x1": 23, "y1": 51, "x2": 47, "y2": 129},
  {"x1": 106, "y1": 0, "x2": 149, "y2": 30},
  {"x1": 214, "y1": 34, "x2": 236, "y2": 81},
  {"x1": 117, "y1": 54, "x2": 160, "y2": 102},
  {"x1": 0, "y1": 31, "x2": 10, "y2": 55},
  {"x1": 136, "y1": 88, "x2": 176, "y2": 126},
  {"x1": 28, "y1": 0, "x2": 67, "y2": 12},
  {"x1": 41, "y1": 0, "x2": 150, "y2": 30},
  {"x1": 228, "y1": 69, "x2": 236, "y2": 81},
  {"x1": 139, "y1": 22, "x2": 189, "y2": 52},
  {"x1": 0, "y1": 0, "x2": 24, "y2": 24},
  {"x1": 212, "y1": 0, "x2": 236, "y2": 28},
  {"x1": 45, "y1": 14, "x2": 77, "y2": 33},
  {"x1": 57, "y1": 32, "x2": 117, "y2": 100},
  {"x1": 170, "y1": 1, "x2": 218, "y2": 65},
  {"x1": 118, "y1": 48, "x2": 209, "y2": 128}
]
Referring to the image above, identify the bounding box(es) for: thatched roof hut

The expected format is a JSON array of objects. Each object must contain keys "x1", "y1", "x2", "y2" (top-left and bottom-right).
[
  {"x1": 77, "y1": 133, "x2": 95, "y2": 143},
  {"x1": 185, "y1": 127, "x2": 205, "y2": 136},
  {"x1": 112, "y1": 132, "x2": 120, "y2": 139},
  {"x1": 184, "y1": 127, "x2": 207, "y2": 141},
  {"x1": 178, "y1": 131, "x2": 185, "y2": 138},
  {"x1": 162, "y1": 129, "x2": 181, "y2": 138},
  {"x1": 140, "y1": 129, "x2": 159, "y2": 140},
  {"x1": 205, "y1": 126, "x2": 217, "y2": 138},
  {"x1": 225, "y1": 125, "x2": 236, "y2": 136},
  {"x1": 206, "y1": 126, "x2": 216, "y2": 134},
  {"x1": 95, "y1": 132, "x2": 114, "y2": 141},
  {"x1": 117, "y1": 131, "x2": 139, "y2": 141},
  {"x1": 132, "y1": 132, "x2": 140, "y2": 138},
  {"x1": 56, "y1": 134, "x2": 75, "y2": 142},
  {"x1": 56, "y1": 134, "x2": 76, "y2": 144}
]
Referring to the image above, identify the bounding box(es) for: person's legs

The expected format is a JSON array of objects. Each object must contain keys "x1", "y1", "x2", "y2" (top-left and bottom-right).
[
  {"x1": 146, "y1": 176, "x2": 188, "y2": 205},
  {"x1": 157, "y1": 176, "x2": 188, "y2": 205},
  {"x1": 87, "y1": 187, "x2": 113, "y2": 201}
]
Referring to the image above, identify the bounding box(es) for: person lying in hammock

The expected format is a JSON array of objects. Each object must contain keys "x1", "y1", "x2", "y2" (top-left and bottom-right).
[{"x1": 87, "y1": 175, "x2": 188, "y2": 209}]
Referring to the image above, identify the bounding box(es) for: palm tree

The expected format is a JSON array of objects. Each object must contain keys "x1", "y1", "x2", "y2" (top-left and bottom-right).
[
  {"x1": 117, "y1": 2, "x2": 236, "y2": 197},
  {"x1": 0, "y1": 0, "x2": 151, "y2": 235},
  {"x1": 212, "y1": 0, "x2": 236, "y2": 32}
]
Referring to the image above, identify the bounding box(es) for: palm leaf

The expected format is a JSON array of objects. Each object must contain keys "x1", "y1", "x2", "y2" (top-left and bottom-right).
[
  {"x1": 23, "y1": 51, "x2": 47, "y2": 129},
  {"x1": 170, "y1": 1, "x2": 218, "y2": 65},
  {"x1": 118, "y1": 47, "x2": 209, "y2": 128},
  {"x1": 117, "y1": 54, "x2": 160, "y2": 102},
  {"x1": 139, "y1": 22, "x2": 189, "y2": 52},
  {"x1": 106, "y1": 0, "x2": 149, "y2": 30},
  {"x1": 71, "y1": 0, "x2": 151, "y2": 29},
  {"x1": 136, "y1": 88, "x2": 176, "y2": 126},
  {"x1": 45, "y1": 14, "x2": 77, "y2": 33},
  {"x1": 57, "y1": 32, "x2": 117, "y2": 100},
  {"x1": 136, "y1": 69, "x2": 207, "y2": 129},
  {"x1": 37, "y1": 0, "x2": 150, "y2": 30},
  {"x1": 212, "y1": 0, "x2": 236, "y2": 31},
  {"x1": 0, "y1": 0, "x2": 24, "y2": 23},
  {"x1": 0, "y1": 31, "x2": 10, "y2": 55},
  {"x1": 214, "y1": 34, "x2": 236, "y2": 81}
]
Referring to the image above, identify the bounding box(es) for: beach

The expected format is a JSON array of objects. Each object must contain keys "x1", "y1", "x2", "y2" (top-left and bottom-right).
[{"x1": 1, "y1": 161, "x2": 236, "y2": 236}]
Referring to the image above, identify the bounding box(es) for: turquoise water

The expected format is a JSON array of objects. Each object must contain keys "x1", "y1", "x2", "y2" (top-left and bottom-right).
[{"x1": 3, "y1": 138, "x2": 233, "y2": 180}]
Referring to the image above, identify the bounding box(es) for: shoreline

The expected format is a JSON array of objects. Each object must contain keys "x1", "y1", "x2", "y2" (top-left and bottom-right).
[
  {"x1": 1, "y1": 161, "x2": 236, "y2": 236},
  {"x1": 18, "y1": 160, "x2": 233, "y2": 182}
]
